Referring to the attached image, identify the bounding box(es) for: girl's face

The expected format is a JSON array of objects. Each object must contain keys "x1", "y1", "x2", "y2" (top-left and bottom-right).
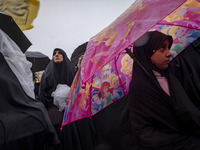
[
  {"x1": 113, "y1": 80, "x2": 119, "y2": 89},
  {"x1": 103, "y1": 86, "x2": 109, "y2": 93},
  {"x1": 151, "y1": 40, "x2": 172, "y2": 70},
  {"x1": 92, "y1": 94, "x2": 100, "y2": 103}
]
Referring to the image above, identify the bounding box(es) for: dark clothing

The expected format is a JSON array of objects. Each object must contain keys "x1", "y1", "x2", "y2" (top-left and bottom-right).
[
  {"x1": 34, "y1": 82, "x2": 40, "y2": 100},
  {"x1": 39, "y1": 49, "x2": 76, "y2": 150},
  {"x1": 128, "y1": 31, "x2": 200, "y2": 149},
  {"x1": 62, "y1": 96, "x2": 138, "y2": 150},
  {"x1": 0, "y1": 53, "x2": 59, "y2": 149},
  {"x1": 170, "y1": 37, "x2": 200, "y2": 108}
]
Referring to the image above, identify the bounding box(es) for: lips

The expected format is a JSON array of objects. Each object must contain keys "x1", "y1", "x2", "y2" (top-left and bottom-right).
[{"x1": 165, "y1": 60, "x2": 170, "y2": 63}]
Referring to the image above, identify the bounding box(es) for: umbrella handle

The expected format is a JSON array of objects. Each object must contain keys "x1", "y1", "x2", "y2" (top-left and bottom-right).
[{"x1": 125, "y1": 48, "x2": 151, "y2": 77}]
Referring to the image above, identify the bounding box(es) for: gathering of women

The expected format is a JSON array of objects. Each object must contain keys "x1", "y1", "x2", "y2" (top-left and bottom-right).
[{"x1": 1, "y1": 0, "x2": 200, "y2": 150}]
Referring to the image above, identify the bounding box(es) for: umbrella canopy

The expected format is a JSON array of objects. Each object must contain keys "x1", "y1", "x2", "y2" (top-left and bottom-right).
[
  {"x1": 25, "y1": 51, "x2": 50, "y2": 73},
  {"x1": 62, "y1": 0, "x2": 200, "y2": 127},
  {"x1": 0, "y1": 12, "x2": 32, "y2": 52}
]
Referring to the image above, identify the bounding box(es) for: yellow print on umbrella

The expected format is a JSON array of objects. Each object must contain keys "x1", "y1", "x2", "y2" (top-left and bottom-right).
[
  {"x1": 121, "y1": 54, "x2": 133, "y2": 77},
  {"x1": 0, "y1": 0, "x2": 40, "y2": 30},
  {"x1": 163, "y1": 0, "x2": 200, "y2": 22},
  {"x1": 90, "y1": 0, "x2": 146, "y2": 46},
  {"x1": 90, "y1": 51, "x2": 110, "y2": 63},
  {"x1": 79, "y1": 82, "x2": 90, "y2": 111}
]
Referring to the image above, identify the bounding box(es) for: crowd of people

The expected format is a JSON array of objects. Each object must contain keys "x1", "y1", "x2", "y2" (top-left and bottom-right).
[{"x1": 1, "y1": 27, "x2": 200, "y2": 150}]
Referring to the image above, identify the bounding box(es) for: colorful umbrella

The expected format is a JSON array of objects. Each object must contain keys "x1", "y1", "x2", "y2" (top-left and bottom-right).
[{"x1": 62, "y1": 0, "x2": 200, "y2": 127}]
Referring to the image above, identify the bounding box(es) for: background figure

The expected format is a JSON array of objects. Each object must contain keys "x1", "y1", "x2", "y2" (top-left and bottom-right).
[
  {"x1": 169, "y1": 37, "x2": 200, "y2": 108},
  {"x1": 128, "y1": 31, "x2": 200, "y2": 150},
  {"x1": 33, "y1": 72, "x2": 40, "y2": 100},
  {"x1": 39, "y1": 48, "x2": 76, "y2": 150}
]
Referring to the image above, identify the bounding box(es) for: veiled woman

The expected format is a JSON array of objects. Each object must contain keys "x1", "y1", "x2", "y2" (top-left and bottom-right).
[
  {"x1": 128, "y1": 31, "x2": 200, "y2": 150},
  {"x1": 0, "y1": 29, "x2": 59, "y2": 149},
  {"x1": 39, "y1": 48, "x2": 76, "y2": 149}
]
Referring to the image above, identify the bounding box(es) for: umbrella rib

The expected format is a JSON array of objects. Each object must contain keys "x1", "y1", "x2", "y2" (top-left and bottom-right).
[{"x1": 157, "y1": 22, "x2": 200, "y2": 30}]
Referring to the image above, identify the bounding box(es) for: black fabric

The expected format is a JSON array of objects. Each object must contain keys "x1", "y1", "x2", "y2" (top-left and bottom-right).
[
  {"x1": 0, "y1": 131, "x2": 45, "y2": 150},
  {"x1": 70, "y1": 42, "x2": 88, "y2": 66},
  {"x1": 0, "y1": 52, "x2": 59, "y2": 149},
  {"x1": 34, "y1": 82, "x2": 40, "y2": 100},
  {"x1": 39, "y1": 48, "x2": 76, "y2": 150},
  {"x1": 170, "y1": 37, "x2": 200, "y2": 108},
  {"x1": 127, "y1": 31, "x2": 200, "y2": 149},
  {"x1": 39, "y1": 48, "x2": 76, "y2": 109},
  {"x1": 0, "y1": 13, "x2": 32, "y2": 53},
  {"x1": 62, "y1": 96, "x2": 140, "y2": 150}
]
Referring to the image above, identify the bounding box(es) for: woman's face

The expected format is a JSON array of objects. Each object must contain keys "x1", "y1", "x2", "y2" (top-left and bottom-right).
[
  {"x1": 150, "y1": 40, "x2": 172, "y2": 70},
  {"x1": 53, "y1": 50, "x2": 63, "y2": 63}
]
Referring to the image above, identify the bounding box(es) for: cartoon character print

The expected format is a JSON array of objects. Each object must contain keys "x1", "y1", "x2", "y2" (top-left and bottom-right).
[
  {"x1": 91, "y1": 89, "x2": 107, "y2": 115},
  {"x1": 101, "y1": 81, "x2": 114, "y2": 105},
  {"x1": 120, "y1": 54, "x2": 133, "y2": 92},
  {"x1": 109, "y1": 74, "x2": 124, "y2": 101},
  {"x1": 100, "y1": 62, "x2": 112, "y2": 83},
  {"x1": 121, "y1": 54, "x2": 133, "y2": 77},
  {"x1": 93, "y1": 73, "x2": 101, "y2": 87},
  {"x1": 77, "y1": 82, "x2": 90, "y2": 111}
]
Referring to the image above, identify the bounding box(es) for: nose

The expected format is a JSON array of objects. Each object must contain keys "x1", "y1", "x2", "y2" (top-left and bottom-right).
[
  {"x1": 55, "y1": 52, "x2": 59, "y2": 56},
  {"x1": 166, "y1": 49, "x2": 172, "y2": 57}
]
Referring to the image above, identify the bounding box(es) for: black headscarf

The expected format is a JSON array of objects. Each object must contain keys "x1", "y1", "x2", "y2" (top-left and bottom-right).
[
  {"x1": 133, "y1": 31, "x2": 173, "y2": 78},
  {"x1": 128, "y1": 31, "x2": 200, "y2": 149},
  {"x1": 39, "y1": 48, "x2": 76, "y2": 108}
]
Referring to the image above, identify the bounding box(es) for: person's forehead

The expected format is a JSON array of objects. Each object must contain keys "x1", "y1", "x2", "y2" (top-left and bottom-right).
[
  {"x1": 54, "y1": 49, "x2": 61, "y2": 53},
  {"x1": 163, "y1": 39, "x2": 169, "y2": 44}
]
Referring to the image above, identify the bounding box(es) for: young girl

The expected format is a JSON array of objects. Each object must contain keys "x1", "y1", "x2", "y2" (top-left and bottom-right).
[{"x1": 128, "y1": 31, "x2": 200, "y2": 150}]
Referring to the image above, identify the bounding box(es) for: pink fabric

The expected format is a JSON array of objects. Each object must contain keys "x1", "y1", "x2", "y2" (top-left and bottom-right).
[
  {"x1": 152, "y1": 70, "x2": 170, "y2": 96},
  {"x1": 62, "y1": 0, "x2": 200, "y2": 126},
  {"x1": 82, "y1": 0, "x2": 187, "y2": 84}
]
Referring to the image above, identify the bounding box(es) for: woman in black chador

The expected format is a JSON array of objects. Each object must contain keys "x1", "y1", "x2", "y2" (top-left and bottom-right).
[
  {"x1": 128, "y1": 31, "x2": 200, "y2": 150},
  {"x1": 39, "y1": 48, "x2": 76, "y2": 109},
  {"x1": 0, "y1": 29, "x2": 59, "y2": 150},
  {"x1": 39, "y1": 48, "x2": 76, "y2": 149}
]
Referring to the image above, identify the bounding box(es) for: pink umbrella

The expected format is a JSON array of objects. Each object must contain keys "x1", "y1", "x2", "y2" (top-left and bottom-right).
[{"x1": 62, "y1": 0, "x2": 200, "y2": 127}]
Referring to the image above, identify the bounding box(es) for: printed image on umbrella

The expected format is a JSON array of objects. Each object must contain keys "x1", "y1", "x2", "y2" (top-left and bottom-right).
[
  {"x1": 0, "y1": 12, "x2": 32, "y2": 52},
  {"x1": 0, "y1": 0, "x2": 40, "y2": 31},
  {"x1": 62, "y1": 0, "x2": 200, "y2": 127},
  {"x1": 25, "y1": 51, "x2": 50, "y2": 73}
]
